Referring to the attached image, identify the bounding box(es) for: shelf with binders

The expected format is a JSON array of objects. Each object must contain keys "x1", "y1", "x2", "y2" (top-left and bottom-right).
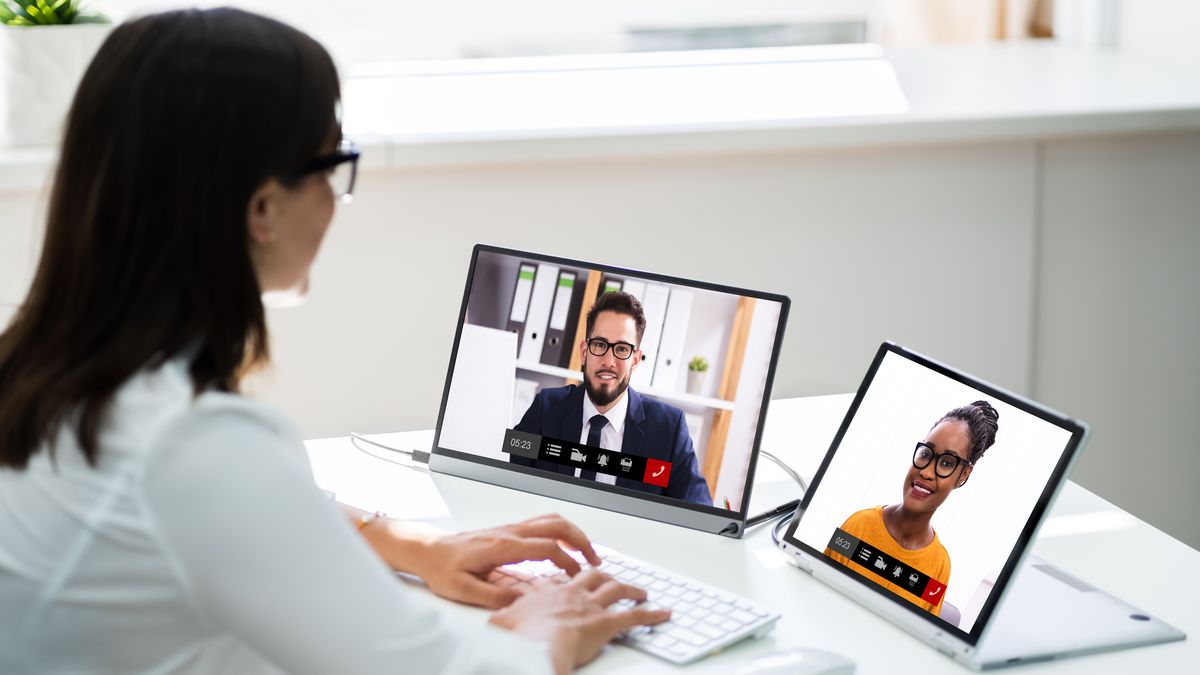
[{"x1": 514, "y1": 361, "x2": 736, "y2": 411}]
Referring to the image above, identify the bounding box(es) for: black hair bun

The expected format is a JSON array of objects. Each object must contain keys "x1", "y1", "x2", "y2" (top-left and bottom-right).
[{"x1": 937, "y1": 400, "x2": 1000, "y2": 463}]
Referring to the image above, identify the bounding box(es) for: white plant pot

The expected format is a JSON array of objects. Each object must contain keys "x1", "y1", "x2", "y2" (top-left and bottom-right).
[
  {"x1": 686, "y1": 370, "x2": 707, "y2": 395},
  {"x1": 1, "y1": 23, "x2": 112, "y2": 147}
]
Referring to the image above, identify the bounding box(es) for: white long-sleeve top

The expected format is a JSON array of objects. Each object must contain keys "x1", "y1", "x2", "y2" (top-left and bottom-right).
[{"x1": 0, "y1": 357, "x2": 550, "y2": 675}]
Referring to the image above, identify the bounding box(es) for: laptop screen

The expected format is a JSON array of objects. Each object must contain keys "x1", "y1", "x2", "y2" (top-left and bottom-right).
[
  {"x1": 785, "y1": 343, "x2": 1085, "y2": 643},
  {"x1": 432, "y1": 245, "x2": 789, "y2": 524}
]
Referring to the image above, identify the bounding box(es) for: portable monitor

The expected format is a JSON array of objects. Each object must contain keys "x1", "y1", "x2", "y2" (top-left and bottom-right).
[
  {"x1": 429, "y1": 244, "x2": 789, "y2": 536},
  {"x1": 778, "y1": 342, "x2": 1184, "y2": 667}
]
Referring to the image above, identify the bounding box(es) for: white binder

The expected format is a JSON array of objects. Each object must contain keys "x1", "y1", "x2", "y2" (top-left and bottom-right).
[
  {"x1": 631, "y1": 283, "x2": 669, "y2": 390},
  {"x1": 518, "y1": 263, "x2": 559, "y2": 364},
  {"x1": 652, "y1": 288, "x2": 693, "y2": 391},
  {"x1": 621, "y1": 278, "x2": 646, "y2": 302},
  {"x1": 506, "y1": 263, "x2": 537, "y2": 341}
]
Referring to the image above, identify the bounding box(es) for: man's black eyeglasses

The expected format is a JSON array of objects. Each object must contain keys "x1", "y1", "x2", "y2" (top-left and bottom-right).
[
  {"x1": 587, "y1": 338, "x2": 637, "y2": 360},
  {"x1": 293, "y1": 139, "x2": 360, "y2": 203},
  {"x1": 913, "y1": 442, "x2": 973, "y2": 480}
]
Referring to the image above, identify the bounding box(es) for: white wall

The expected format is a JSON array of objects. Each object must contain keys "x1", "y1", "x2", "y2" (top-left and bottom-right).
[
  {"x1": 0, "y1": 188, "x2": 42, "y2": 306},
  {"x1": 3, "y1": 133, "x2": 1197, "y2": 551},
  {"x1": 1035, "y1": 131, "x2": 1200, "y2": 553},
  {"x1": 245, "y1": 140, "x2": 1037, "y2": 442},
  {"x1": 1118, "y1": 0, "x2": 1200, "y2": 71}
]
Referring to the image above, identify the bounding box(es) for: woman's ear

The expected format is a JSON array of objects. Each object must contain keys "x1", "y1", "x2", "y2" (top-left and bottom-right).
[
  {"x1": 956, "y1": 465, "x2": 974, "y2": 488},
  {"x1": 247, "y1": 178, "x2": 283, "y2": 246}
]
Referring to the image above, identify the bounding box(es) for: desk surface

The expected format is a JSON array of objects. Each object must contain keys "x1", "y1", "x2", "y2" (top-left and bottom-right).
[{"x1": 305, "y1": 394, "x2": 1196, "y2": 673}]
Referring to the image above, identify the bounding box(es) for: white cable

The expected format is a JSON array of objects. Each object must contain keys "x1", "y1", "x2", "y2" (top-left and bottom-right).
[
  {"x1": 348, "y1": 433, "x2": 429, "y2": 469},
  {"x1": 759, "y1": 449, "x2": 808, "y2": 493}
]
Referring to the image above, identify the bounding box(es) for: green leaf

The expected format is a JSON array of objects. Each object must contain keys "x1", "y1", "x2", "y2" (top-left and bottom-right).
[{"x1": 0, "y1": 0, "x2": 108, "y2": 25}]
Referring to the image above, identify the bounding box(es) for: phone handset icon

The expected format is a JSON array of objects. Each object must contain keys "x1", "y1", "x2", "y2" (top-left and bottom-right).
[
  {"x1": 928, "y1": 586, "x2": 942, "y2": 597},
  {"x1": 651, "y1": 465, "x2": 666, "y2": 478}
]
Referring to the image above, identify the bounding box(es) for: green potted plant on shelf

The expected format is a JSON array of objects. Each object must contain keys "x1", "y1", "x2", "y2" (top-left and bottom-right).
[
  {"x1": 686, "y1": 355, "x2": 709, "y2": 395},
  {"x1": 1, "y1": 0, "x2": 112, "y2": 146}
]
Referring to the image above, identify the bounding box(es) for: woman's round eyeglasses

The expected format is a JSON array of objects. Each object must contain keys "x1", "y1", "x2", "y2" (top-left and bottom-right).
[{"x1": 913, "y1": 442, "x2": 973, "y2": 479}]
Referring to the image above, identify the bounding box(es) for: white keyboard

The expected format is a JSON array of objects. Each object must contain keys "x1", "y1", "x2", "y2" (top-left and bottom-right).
[{"x1": 488, "y1": 543, "x2": 780, "y2": 664}]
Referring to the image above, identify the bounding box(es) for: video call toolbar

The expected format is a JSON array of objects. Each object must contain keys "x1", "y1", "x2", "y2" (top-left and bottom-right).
[
  {"x1": 504, "y1": 428, "x2": 673, "y2": 488},
  {"x1": 827, "y1": 528, "x2": 946, "y2": 607}
]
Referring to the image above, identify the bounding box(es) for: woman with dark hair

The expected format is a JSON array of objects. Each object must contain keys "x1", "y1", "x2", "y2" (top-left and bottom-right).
[
  {"x1": 826, "y1": 401, "x2": 999, "y2": 617},
  {"x1": 0, "y1": 9, "x2": 665, "y2": 675}
]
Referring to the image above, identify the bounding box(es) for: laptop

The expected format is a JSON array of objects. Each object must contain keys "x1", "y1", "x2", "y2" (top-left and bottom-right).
[
  {"x1": 777, "y1": 341, "x2": 1185, "y2": 669},
  {"x1": 426, "y1": 244, "x2": 791, "y2": 663},
  {"x1": 429, "y1": 244, "x2": 789, "y2": 537}
]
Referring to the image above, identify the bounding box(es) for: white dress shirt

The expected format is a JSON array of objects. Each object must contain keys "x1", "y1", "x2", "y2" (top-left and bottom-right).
[
  {"x1": 0, "y1": 357, "x2": 549, "y2": 675},
  {"x1": 577, "y1": 391, "x2": 628, "y2": 486}
]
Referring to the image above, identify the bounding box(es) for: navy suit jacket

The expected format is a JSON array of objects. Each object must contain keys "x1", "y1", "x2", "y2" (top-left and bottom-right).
[{"x1": 510, "y1": 385, "x2": 712, "y2": 505}]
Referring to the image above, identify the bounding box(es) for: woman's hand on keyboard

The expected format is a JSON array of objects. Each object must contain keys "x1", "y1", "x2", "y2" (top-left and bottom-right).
[
  {"x1": 489, "y1": 569, "x2": 672, "y2": 675},
  {"x1": 412, "y1": 513, "x2": 602, "y2": 609}
]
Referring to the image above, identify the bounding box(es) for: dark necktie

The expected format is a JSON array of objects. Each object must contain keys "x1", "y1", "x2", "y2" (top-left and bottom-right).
[{"x1": 580, "y1": 414, "x2": 607, "y2": 480}]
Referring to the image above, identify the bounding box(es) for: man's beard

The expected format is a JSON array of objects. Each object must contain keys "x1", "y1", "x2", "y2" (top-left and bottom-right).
[{"x1": 583, "y1": 358, "x2": 630, "y2": 408}]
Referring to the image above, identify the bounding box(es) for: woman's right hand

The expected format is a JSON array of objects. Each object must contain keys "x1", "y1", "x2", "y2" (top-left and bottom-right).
[{"x1": 488, "y1": 569, "x2": 671, "y2": 675}]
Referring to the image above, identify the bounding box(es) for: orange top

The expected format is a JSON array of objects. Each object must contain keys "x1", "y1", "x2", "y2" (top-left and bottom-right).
[{"x1": 825, "y1": 506, "x2": 951, "y2": 616}]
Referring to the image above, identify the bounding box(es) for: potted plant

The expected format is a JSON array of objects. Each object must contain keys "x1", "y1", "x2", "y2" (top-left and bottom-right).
[
  {"x1": 1, "y1": 1, "x2": 112, "y2": 146},
  {"x1": 686, "y1": 355, "x2": 709, "y2": 395}
]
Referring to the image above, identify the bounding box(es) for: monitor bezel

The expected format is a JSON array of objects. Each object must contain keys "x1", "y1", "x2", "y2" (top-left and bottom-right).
[
  {"x1": 429, "y1": 244, "x2": 791, "y2": 537},
  {"x1": 780, "y1": 341, "x2": 1088, "y2": 647}
]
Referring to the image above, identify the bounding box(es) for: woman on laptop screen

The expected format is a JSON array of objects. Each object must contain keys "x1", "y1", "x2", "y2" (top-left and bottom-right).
[
  {"x1": 826, "y1": 401, "x2": 999, "y2": 618},
  {"x1": 0, "y1": 9, "x2": 665, "y2": 675}
]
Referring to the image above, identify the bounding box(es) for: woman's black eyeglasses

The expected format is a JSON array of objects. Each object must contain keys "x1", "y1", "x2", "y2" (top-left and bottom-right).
[
  {"x1": 292, "y1": 139, "x2": 360, "y2": 203},
  {"x1": 913, "y1": 442, "x2": 973, "y2": 480},
  {"x1": 587, "y1": 338, "x2": 637, "y2": 360}
]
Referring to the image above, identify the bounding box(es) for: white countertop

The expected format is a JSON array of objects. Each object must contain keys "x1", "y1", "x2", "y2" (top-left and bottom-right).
[
  {"x1": 304, "y1": 393, "x2": 1199, "y2": 673},
  {"x1": 4, "y1": 41, "x2": 1200, "y2": 188}
]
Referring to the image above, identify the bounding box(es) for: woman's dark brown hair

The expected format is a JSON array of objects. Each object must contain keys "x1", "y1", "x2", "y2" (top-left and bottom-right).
[{"x1": 0, "y1": 8, "x2": 340, "y2": 469}]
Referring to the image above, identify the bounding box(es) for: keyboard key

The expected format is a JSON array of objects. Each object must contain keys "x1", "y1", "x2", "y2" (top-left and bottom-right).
[
  {"x1": 668, "y1": 627, "x2": 708, "y2": 647},
  {"x1": 695, "y1": 623, "x2": 724, "y2": 640},
  {"x1": 651, "y1": 634, "x2": 677, "y2": 648},
  {"x1": 729, "y1": 609, "x2": 757, "y2": 624}
]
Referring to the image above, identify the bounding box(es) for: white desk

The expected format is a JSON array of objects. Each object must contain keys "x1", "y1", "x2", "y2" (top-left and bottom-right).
[{"x1": 306, "y1": 394, "x2": 1195, "y2": 673}]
